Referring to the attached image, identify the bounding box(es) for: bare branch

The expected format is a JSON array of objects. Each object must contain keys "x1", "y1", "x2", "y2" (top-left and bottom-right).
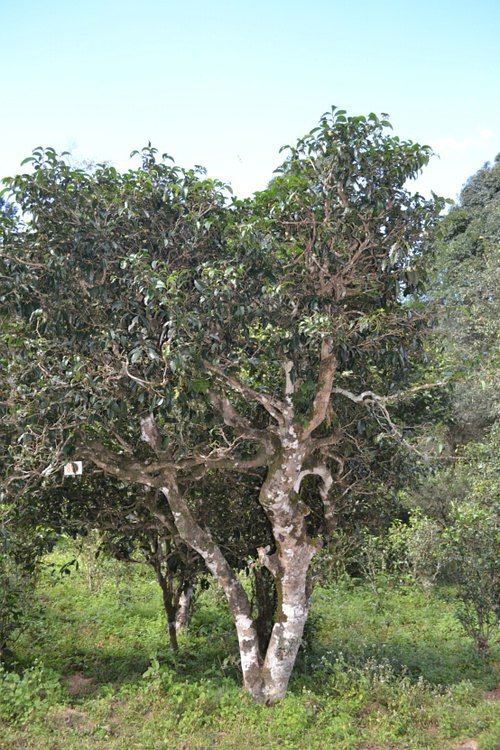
[
  {"x1": 331, "y1": 386, "x2": 377, "y2": 403},
  {"x1": 283, "y1": 360, "x2": 294, "y2": 399},
  {"x1": 332, "y1": 380, "x2": 447, "y2": 406},
  {"x1": 257, "y1": 545, "x2": 281, "y2": 578}
]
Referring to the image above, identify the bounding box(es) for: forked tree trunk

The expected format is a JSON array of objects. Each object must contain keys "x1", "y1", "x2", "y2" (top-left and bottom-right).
[
  {"x1": 157, "y1": 439, "x2": 320, "y2": 703},
  {"x1": 89, "y1": 334, "x2": 337, "y2": 702}
]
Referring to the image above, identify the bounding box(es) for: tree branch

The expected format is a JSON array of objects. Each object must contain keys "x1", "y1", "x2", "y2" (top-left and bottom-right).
[
  {"x1": 140, "y1": 414, "x2": 163, "y2": 453},
  {"x1": 302, "y1": 337, "x2": 337, "y2": 439},
  {"x1": 204, "y1": 361, "x2": 285, "y2": 424},
  {"x1": 331, "y1": 380, "x2": 447, "y2": 406},
  {"x1": 79, "y1": 442, "x2": 163, "y2": 487},
  {"x1": 257, "y1": 545, "x2": 281, "y2": 578},
  {"x1": 207, "y1": 390, "x2": 273, "y2": 444},
  {"x1": 293, "y1": 464, "x2": 336, "y2": 532}
]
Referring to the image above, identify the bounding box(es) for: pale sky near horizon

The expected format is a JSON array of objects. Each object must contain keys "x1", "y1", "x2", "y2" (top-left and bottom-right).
[{"x1": 1, "y1": 0, "x2": 498, "y2": 202}]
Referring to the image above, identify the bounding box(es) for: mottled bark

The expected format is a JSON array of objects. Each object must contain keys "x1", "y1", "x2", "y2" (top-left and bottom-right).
[
  {"x1": 256, "y1": 439, "x2": 319, "y2": 702},
  {"x1": 175, "y1": 583, "x2": 195, "y2": 632},
  {"x1": 262, "y1": 539, "x2": 316, "y2": 702},
  {"x1": 157, "y1": 477, "x2": 266, "y2": 701},
  {"x1": 252, "y1": 567, "x2": 276, "y2": 654}
]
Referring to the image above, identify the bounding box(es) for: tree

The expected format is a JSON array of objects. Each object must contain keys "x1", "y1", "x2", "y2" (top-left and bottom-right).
[
  {"x1": 1, "y1": 111, "x2": 442, "y2": 702},
  {"x1": 399, "y1": 157, "x2": 499, "y2": 654},
  {"x1": 428, "y1": 155, "x2": 499, "y2": 448}
]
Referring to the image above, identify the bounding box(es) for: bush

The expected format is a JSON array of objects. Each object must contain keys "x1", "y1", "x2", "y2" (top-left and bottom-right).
[
  {"x1": 0, "y1": 662, "x2": 62, "y2": 724},
  {"x1": 394, "y1": 502, "x2": 499, "y2": 655},
  {"x1": 388, "y1": 513, "x2": 444, "y2": 590},
  {"x1": 442, "y1": 502, "x2": 499, "y2": 655},
  {"x1": 0, "y1": 539, "x2": 37, "y2": 662}
]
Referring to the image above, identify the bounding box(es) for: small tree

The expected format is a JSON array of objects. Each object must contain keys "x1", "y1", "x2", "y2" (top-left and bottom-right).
[
  {"x1": 1, "y1": 112, "x2": 443, "y2": 701},
  {"x1": 442, "y1": 502, "x2": 499, "y2": 656}
]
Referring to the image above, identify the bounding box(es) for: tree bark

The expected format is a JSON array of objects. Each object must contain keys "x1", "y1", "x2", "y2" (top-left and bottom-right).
[
  {"x1": 256, "y1": 438, "x2": 319, "y2": 702},
  {"x1": 175, "y1": 582, "x2": 195, "y2": 632},
  {"x1": 252, "y1": 568, "x2": 276, "y2": 654},
  {"x1": 155, "y1": 567, "x2": 179, "y2": 651},
  {"x1": 261, "y1": 538, "x2": 316, "y2": 701},
  {"x1": 157, "y1": 477, "x2": 266, "y2": 702}
]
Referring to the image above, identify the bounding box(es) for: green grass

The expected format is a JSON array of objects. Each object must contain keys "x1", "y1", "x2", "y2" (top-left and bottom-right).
[{"x1": 1, "y1": 551, "x2": 498, "y2": 750}]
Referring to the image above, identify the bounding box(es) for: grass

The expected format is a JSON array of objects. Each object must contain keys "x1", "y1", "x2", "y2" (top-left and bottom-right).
[{"x1": 0, "y1": 548, "x2": 498, "y2": 750}]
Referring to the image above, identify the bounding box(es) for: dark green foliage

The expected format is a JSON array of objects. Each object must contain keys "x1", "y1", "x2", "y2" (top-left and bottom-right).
[
  {"x1": 0, "y1": 529, "x2": 39, "y2": 663},
  {"x1": 442, "y1": 501, "x2": 499, "y2": 656},
  {"x1": 1, "y1": 109, "x2": 443, "y2": 549},
  {"x1": 427, "y1": 155, "x2": 499, "y2": 445}
]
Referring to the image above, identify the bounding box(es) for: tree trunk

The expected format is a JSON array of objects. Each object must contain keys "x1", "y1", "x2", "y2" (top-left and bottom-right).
[
  {"x1": 155, "y1": 569, "x2": 179, "y2": 651},
  {"x1": 175, "y1": 582, "x2": 195, "y2": 632},
  {"x1": 158, "y1": 444, "x2": 319, "y2": 704},
  {"x1": 158, "y1": 480, "x2": 266, "y2": 702},
  {"x1": 261, "y1": 539, "x2": 315, "y2": 702},
  {"x1": 255, "y1": 435, "x2": 319, "y2": 702},
  {"x1": 252, "y1": 568, "x2": 276, "y2": 654}
]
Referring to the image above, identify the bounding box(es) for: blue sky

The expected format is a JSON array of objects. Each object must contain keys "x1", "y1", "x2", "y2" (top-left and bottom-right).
[{"x1": 1, "y1": 0, "x2": 498, "y2": 200}]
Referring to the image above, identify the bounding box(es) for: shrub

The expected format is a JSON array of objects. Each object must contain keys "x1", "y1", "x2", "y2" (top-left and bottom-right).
[
  {"x1": 442, "y1": 502, "x2": 499, "y2": 655},
  {"x1": 0, "y1": 662, "x2": 62, "y2": 724},
  {"x1": 388, "y1": 513, "x2": 444, "y2": 590},
  {"x1": 0, "y1": 538, "x2": 37, "y2": 662},
  {"x1": 395, "y1": 502, "x2": 499, "y2": 655}
]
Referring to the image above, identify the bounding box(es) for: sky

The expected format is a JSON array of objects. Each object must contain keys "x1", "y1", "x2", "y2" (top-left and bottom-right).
[{"x1": 1, "y1": 0, "x2": 498, "y2": 201}]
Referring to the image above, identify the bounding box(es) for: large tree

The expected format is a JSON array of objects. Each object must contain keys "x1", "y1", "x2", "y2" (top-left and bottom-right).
[{"x1": 1, "y1": 111, "x2": 442, "y2": 701}]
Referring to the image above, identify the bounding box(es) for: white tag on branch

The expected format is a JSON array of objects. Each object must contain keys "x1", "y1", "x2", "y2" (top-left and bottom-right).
[{"x1": 63, "y1": 461, "x2": 83, "y2": 477}]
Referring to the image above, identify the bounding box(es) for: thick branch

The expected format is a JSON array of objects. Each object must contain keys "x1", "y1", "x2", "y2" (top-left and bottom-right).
[
  {"x1": 207, "y1": 390, "x2": 273, "y2": 444},
  {"x1": 204, "y1": 361, "x2": 285, "y2": 424},
  {"x1": 293, "y1": 464, "x2": 336, "y2": 532},
  {"x1": 177, "y1": 447, "x2": 270, "y2": 474},
  {"x1": 302, "y1": 337, "x2": 337, "y2": 439},
  {"x1": 79, "y1": 443, "x2": 163, "y2": 487}
]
